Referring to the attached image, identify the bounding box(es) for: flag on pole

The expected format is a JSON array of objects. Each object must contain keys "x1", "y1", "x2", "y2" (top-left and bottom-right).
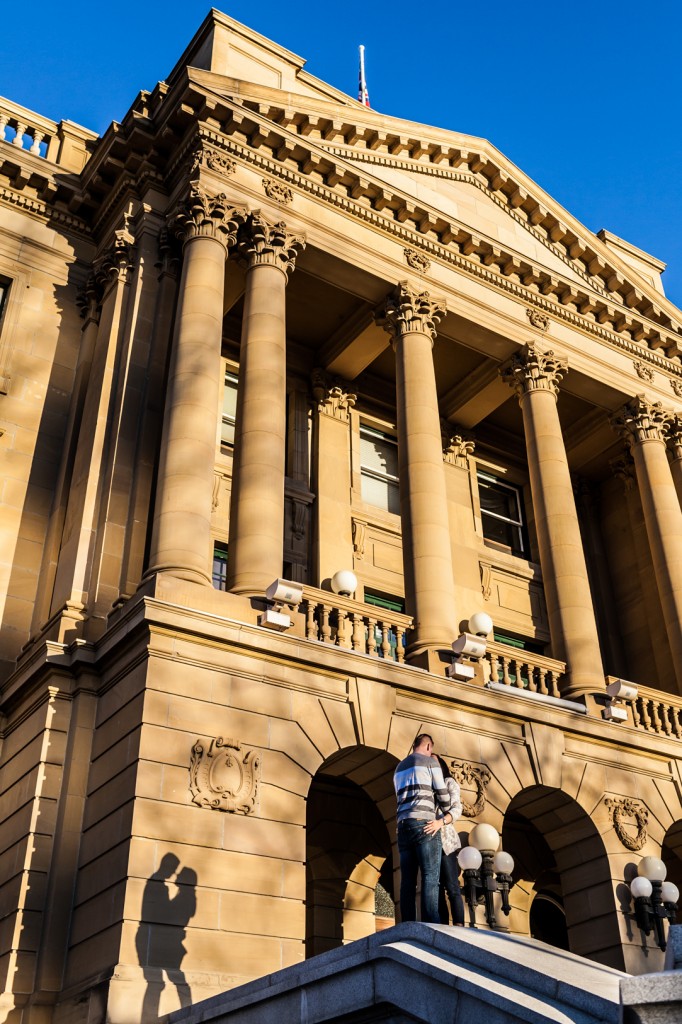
[{"x1": 358, "y1": 45, "x2": 370, "y2": 107}]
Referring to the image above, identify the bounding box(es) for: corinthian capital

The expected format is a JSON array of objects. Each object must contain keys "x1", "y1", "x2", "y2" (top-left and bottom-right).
[
  {"x1": 311, "y1": 368, "x2": 357, "y2": 421},
  {"x1": 93, "y1": 228, "x2": 136, "y2": 288},
  {"x1": 610, "y1": 394, "x2": 672, "y2": 447},
  {"x1": 170, "y1": 185, "x2": 246, "y2": 248},
  {"x1": 441, "y1": 422, "x2": 475, "y2": 467},
  {"x1": 500, "y1": 343, "x2": 567, "y2": 399},
  {"x1": 668, "y1": 415, "x2": 682, "y2": 460},
  {"x1": 375, "y1": 281, "x2": 446, "y2": 345},
  {"x1": 236, "y1": 212, "x2": 305, "y2": 275}
]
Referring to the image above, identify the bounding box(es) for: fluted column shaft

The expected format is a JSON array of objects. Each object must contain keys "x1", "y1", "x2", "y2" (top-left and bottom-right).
[
  {"x1": 148, "y1": 188, "x2": 245, "y2": 584},
  {"x1": 502, "y1": 345, "x2": 604, "y2": 697},
  {"x1": 227, "y1": 214, "x2": 305, "y2": 595},
  {"x1": 613, "y1": 397, "x2": 682, "y2": 691},
  {"x1": 377, "y1": 283, "x2": 456, "y2": 654}
]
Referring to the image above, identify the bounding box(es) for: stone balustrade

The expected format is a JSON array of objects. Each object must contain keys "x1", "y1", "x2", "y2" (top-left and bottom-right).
[
  {"x1": 0, "y1": 96, "x2": 97, "y2": 170},
  {"x1": 632, "y1": 685, "x2": 682, "y2": 738},
  {"x1": 301, "y1": 586, "x2": 412, "y2": 663},
  {"x1": 485, "y1": 639, "x2": 565, "y2": 699}
]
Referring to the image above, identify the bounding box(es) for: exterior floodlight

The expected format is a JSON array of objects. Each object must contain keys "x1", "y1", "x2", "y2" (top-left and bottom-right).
[
  {"x1": 460, "y1": 824, "x2": 514, "y2": 929},
  {"x1": 469, "y1": 823, "x2": 500, "y2": 852},
  {"x1": 629, "y1": 853, "x2": 678, "y2": 951},
  {"x1": 258, "y1": 578, "x2": 303, "y2": 632},
  {"x1": 639, "y1": 856, "x2": 667, "y2": 882},
  {"x1": 330, "y1": 569, "x2": 358, "y2": 597},
  {"x1": 603, "y1": 677, "x2": 638, "y2": 724},
  {"x1": 468, "y1": 612, "x2": 493, "y2": 637}
]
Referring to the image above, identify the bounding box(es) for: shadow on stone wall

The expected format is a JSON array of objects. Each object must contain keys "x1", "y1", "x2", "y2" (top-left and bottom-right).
[{"x1": 135, "y1": 853, "x2": 197, "y2": 1020}]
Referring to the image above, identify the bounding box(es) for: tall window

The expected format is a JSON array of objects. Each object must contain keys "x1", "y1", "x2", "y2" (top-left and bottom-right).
[
  {"x1": 0, "y1": 279, "x2": 9, "y2": 322},
  {"x1": 477, "y1": 471, "x2": 527, "y2": 558},
  {"x1": 212, "y1": 542, "x2": 228, "y2": 591},
  {"x1": 360, "y1": 425, "x2": 400, "y2": 514},
  {"x1": 221, "y1": 372, "x2": 238, "y2": 447}
]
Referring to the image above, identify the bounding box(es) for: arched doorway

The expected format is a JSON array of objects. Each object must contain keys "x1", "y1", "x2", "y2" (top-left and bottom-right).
[
  {"x1": 502, "y1": 786, "x2": 623, "y2": 969},
  {"x1": 662, "y1": 820, "x2": 682, "y2": 925},
  {"x1": 306, "y1": 746, "x2": 398, "y2": 957}
]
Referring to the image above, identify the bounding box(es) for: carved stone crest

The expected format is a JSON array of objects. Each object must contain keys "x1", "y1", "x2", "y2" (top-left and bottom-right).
[
  {"x1": 404, "y1": 248, "x2": 431, "y2": 273},
  {"x1": 263, "y1": 178, "x2": 293, "y2": 205},
  {"x1": 671, "y1": 379, "x2": 682, "y2": 399},
  {"x1": 604, "y1": 796, "x2": 648, "y2": 851},
  {"x1": 189, "y1": 141, "x2": 236, "y2": 178},
  {"x1": 633, "y1": 360, "x2": 655, "y2": 383},
  {"x1": 526, "y1": 308, "x2": 550, "y2": 331},
  {"x1": 448, "y1": 759, "x2": 492, "y2": 817},
  {"x1": 189, "y1": 737, "x2": 261, "y2": 814}
]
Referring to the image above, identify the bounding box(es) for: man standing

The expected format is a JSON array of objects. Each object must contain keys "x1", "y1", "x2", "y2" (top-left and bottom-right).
[{"x1": 393, "y1": 733, "x2": 454, "y2": 923}]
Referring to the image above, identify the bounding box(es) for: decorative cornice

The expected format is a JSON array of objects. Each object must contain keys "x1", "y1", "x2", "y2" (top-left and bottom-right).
[
  {"x1": 376, "y1": 280, "x2": 446, "y2": 345},
  {"x1": 170, "y1": 184, "x2": 246, "y2": 248},
  {"x1": 611, "y1": 394, "x2": 672, "y2": 446},
  {"x1": 262, "y1": 178, "x2": 293, "y2": 204},
  {"x1": 500, "y1": 342, "x2": 568, "y2": 399},
  {"x1": 0, "y1": 184, "x2": 90, "y2": 236},
  {"x1": 236, "y1": 211, "x2": 305, "y2": 275},
  {"x1": 311, "y1": 367, "x2": 356, "y2": 420},
  {"x1": 604, "y1": 796, "x2": 648, "y2": 851},
  {"x1": 442, "y1": 422, "x2": 475, "y2": 466},
  {"x1": 213, "y1": 136, "x2": 682, "y2": 379}
]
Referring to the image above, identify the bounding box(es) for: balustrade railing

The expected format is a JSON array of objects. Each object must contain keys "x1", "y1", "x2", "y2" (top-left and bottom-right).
[
  {"x1": 631, "y1": 686, "x2": 682, "y2": 738},
  {"x1": 301, "y1": 587, "x2": 412, "y2": 663},
  {"x1": 0, "y1": 97, "x2": 97, "y2": 170},
  {"x1": 485, "y1": 639, "x2": 565, "y2": 699}
]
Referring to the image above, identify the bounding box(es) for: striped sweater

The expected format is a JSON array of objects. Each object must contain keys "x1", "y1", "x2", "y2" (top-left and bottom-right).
[{"x1": 393, "y1": 753, "x2": 452, "y2": 823}]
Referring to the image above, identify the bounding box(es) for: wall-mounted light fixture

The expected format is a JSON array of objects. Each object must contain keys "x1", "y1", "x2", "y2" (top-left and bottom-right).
[
  {"x1": 330, "y1": 569, "x2": 358, "y2": 598},
  {"x1": 629, "y1": 855, "x2": 679, "y2": 951},
  {"x1": 258, "y1": 578, "x2": 303, "y2": 631},
  {"x1": 448, "y1": 612, "x2": 493, "y2": 682},
  {"x1": 602, "y1": 677, "x2": 638, "y2": 723},
  {"x1": 457, "y1": 822, "x2": 515, "y2": 929}
]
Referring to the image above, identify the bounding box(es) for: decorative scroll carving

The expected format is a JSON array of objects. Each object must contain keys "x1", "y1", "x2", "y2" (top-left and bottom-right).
[
  {"x1": 170, "y1": 185, "x2": 246, "y2": 248},
  {"x1": 211, "y1": 473, "x2": 221, "y2": 512},
  {"x1": 634, "y1": 360, "x2": 655, "y2": 382},
  {"x1": 404, "y1": 248, "x2": 430, "y2": 273},
  {"x1": 671, "y1": 378, "x2": 682, "y2": 399},
  {"x1": 93, "y1": 228, "x2": 136, "y2": 287},
  {"x1": 263, "y1": 178, "x2": 293, "y2": 204},
  {"x1": 189, "y1": 737, "x2": 261, "y2": 814},
  {"x1": 237, "y1": 211, "x2": 305, "y2": 275},
  {"x1": 526, "y1": 308, "x2": 550, "y2": 331},
  {"x1": 447, "y1": 760, "x2": 492, "y2": 818},
  {"x1": 604, "y1": 796, "x2": 648, "y2": 851},
  {"x1": 610, "y1": 453, "x2": 636, "y2": 491},
  {"x1": 480, "y1": 562, "x2": 493, "y2": 601},
  {"x1": 500, "y1": 343, "x2": 568, "y2": 398},
  {"x1": 311, "y1": 367, "x2": 357, "y2": 421},
  {"x1": 352, "y1": 519, "x2": 366, "y2": 560},
  {"x1": 442, "y1": 422, "x2": 475, "y2": 467},
  {"x1": 189, "y1": 140, "x2": 237, "y2": 178},
  {"x1": 375, "y1": 280, "x2": 446, "y2": 345},
  {"x1": 611, "y1": 394, "x2": 672, "y2": 446}
]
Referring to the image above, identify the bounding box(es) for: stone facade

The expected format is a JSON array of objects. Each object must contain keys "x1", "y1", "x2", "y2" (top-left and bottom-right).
[{"x1": 1, "y1": 9, "x2": 682, "y2": 1023}]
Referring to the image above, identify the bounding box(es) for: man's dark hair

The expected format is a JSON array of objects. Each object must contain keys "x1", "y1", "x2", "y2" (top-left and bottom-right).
[{"x1": 412, "y1": 733, "x2": 434, "y2": 750}]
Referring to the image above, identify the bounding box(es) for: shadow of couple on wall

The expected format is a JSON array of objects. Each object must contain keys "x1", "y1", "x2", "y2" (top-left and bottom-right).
[{"x1": 135, "y1": 853, "x2": 197, "y2": 1020}]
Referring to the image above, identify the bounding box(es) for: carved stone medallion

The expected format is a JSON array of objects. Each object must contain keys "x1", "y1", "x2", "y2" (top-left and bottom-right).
[
  {"x1": 526, "y1": 308, "x2": 550, "y2": 331},
  {"x1": 189, "y1": 737, "x2": 261, "y2": 814},
  {"x1": 604, "y1": 796, "x2": 648, "y2": 851},
  {"x1": 671, "y1": 378, "x2": 682, "y2": 398},
  {"x1": 262, "y1": 178, "x2": 294, "y2": 205},
  {"x1": 403, "y1": 248, "x2": 431, "y2": 273},
  {"x1": 633, "y1": 360, "x2": 655, "y2": 383},
  {"x1": 447, "y1": 759, "x2": 492, "y2": 817}
]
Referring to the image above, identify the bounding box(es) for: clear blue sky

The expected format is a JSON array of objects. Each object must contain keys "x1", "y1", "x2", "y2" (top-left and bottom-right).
[{"x1": 4, "y1": 1, "x2": 681, "y2": 306}]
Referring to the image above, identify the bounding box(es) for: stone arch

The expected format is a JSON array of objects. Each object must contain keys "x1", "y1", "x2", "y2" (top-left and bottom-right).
[
  {"x1": 662, "y1": 819, "x2": 682, "y2": 924},
  {"x1": 502, "y1": 785, "x2": 624, "y2": 970},
  {"x1": 305, "y1": 745, "x2": 398, "y2": 957}
]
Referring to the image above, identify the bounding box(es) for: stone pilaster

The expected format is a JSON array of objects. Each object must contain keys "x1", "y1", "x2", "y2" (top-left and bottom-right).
[
  {"x1": 611, "y1": 395, "x2": 682, "y2": 693},
  {"x1": 501, "y1": 343, "x2": 604, "y2": 697},
  {"x1": 147, "y1": 187, "x2": 245, "y2": 585},
  {"x1": 227, "y1": 213, "x2": 305, "y2": 595},
  {"x1": 377, "y1": 282, "x2": 457, "y2": 658}
]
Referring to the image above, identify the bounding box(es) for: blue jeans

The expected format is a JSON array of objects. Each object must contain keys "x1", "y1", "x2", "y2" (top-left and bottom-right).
[{"x1": 397, "y1": 819, "x2": 442, "y2": 923}]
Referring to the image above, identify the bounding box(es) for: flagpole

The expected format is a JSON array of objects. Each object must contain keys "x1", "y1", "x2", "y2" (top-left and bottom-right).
[{"x1": 358, "y1": 45, "x2": 370, "y2": 107}]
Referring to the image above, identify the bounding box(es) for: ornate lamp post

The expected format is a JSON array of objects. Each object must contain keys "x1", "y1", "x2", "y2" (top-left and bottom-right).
[
  {"x1": 458, "y1": 823, "x2": 515, "y2": 929},
  {"x1": 629, "y1": 855, "x2": 679, "y2": 951}
]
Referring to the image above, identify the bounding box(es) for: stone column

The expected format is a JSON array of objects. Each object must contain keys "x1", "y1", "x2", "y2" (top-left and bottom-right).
[
  {"x1": 147, "y1": 187, "x2": 245, "y2": 585},
  {"x1": 376, "y1": 282, "x2": 457, "y2": 657},
  {"x1": 501, "y1": 344, "x2": 604, "y2": 697},
  {"x1": 611, "y1": 396, "x2": 682, "y2": 692},
  {"x1": 667, "y1": 415, "x2": 682, "y2": 510},
  {"x1": 227, "y1": 213, "x2": 305, "y2": 595},
  {"x1": 311, "y1": 368, "x2": 357, "y2": 587}
]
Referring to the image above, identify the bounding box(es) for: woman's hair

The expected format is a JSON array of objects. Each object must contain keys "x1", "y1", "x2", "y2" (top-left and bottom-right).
[{"x1": 436, "y1": 755, "x2": 452, "y2": 780}]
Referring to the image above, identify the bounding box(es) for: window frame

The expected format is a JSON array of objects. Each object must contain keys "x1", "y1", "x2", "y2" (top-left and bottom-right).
[
  {"x1": 358, "y1": 422, "x2": 400, "y2": 516},
  {"x1": 476, "y1": 468, "x2": 529, "y2": 559}
]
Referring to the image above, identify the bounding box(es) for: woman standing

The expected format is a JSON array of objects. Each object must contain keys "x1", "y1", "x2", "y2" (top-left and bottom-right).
[{"x1": 434, "y1": 755, "x2": 465, "y2": 926}]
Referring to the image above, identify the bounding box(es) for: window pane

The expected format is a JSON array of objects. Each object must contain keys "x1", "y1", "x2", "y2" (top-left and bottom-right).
[
  {"x1": 360, "y1": 426, "x2": 400, "y2": 513},
  {"x1": 212, "y1": 543, "x2": 228, "y2": 591},
  {"x1": 478, "y1": 472, "x2": 526, "y2": 556},
  {"x1": 221, "y1": 374, "x2": 238, "y2": 447}
]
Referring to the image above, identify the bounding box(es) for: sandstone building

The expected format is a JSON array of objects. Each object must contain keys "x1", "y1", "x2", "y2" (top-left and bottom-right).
[{"x1": 1, "y1": 9, "x2": 682, "y2": 1022}]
